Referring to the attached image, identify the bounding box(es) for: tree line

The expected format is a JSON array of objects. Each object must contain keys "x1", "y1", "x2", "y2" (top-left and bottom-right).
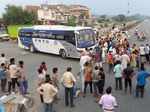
[{"x1": 3, "y1": 5, "x2": 37, "y2": 25}]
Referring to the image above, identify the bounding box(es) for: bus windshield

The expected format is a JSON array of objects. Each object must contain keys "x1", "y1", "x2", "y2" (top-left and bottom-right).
[{"x1": 77, "y1": 29, "x2": 95, "y2": 48}]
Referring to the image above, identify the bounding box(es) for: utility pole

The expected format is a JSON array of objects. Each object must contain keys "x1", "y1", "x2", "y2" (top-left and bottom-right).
[
  {"x1": 42, "y1": 0, "x2": 49, "y2": 25},
  {"x1": 127, "y1": 0, "x2": 130, "y2": 15},
  {"x1": 43, "y1": 0, "x2": 48, "y2": 5}
]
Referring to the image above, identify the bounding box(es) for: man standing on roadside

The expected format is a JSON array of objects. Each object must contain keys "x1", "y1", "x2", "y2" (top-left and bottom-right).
[
  {"x1": 17, "y1": 60, "x2": 28, "y2": 95},
  {"x1": 61, "y1": 67, "x2": 76, "y2": 107},
  {"x1": 9, "y1": 58, "x2": 19, "y2": 92},
  {"x1": 99, "y1": 86, "x2": 118, "y2": 112},
  {"x1": 37, "y1": 75, "x2": 58, "y2": 112},
  {"x1": 0, "y1": 63, "x2": 7, "y2": 92}
]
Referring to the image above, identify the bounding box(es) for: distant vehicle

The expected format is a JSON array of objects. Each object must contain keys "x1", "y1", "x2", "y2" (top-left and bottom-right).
[
  {"x1": 0, "y1": 26, "x2": 9, "y2": 41},
  {"x1": 134, "y1": 30, "x2": 146, "y2": 41},
  {"x1": 138, "y1": 32, "x2": 146, "y2": 40},
  {"x1": 18, "y1": 25, "x2": 96, "y2": 58}
]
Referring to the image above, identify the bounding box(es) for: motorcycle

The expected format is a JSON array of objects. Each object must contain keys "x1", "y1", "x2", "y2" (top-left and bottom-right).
[
  {"x1": 139, "y1": 32, "x2": 146, "y2": 41},
  {"x1": 134, "y1": 31, "x2": 146, "y2": 41}
]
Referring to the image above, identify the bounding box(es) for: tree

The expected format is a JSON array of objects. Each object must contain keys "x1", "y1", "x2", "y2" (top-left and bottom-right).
[
  {"x1": 3, "y1": 5, "x2": 37, "y2": 25},
  {"x1": 67, "y1": 16, "x2": 76, "y2": 26},
  {"x1": 100, "y1": 15, "x2": 106, "y2": 21},
  {"x1": 112, "y1": 14, "x2": 126, "y2": 22},
  {"x1": 97, "y1": 15, "x2": 110, "y2": 23}
]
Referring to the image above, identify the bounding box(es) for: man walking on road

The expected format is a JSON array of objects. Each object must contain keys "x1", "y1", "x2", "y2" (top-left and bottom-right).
[
  {"x1": 113, "y1": 61, "x2": 122, "y2": 90},
  {"x1": 121, "y1": 52, "x2": 130, "y2": 70},
  {"x1": 145, "y1": 44, "x2": 150, "y2": 63},
  {"x1": 123, "y1": 63, "x2": 134, "y2": 93},
  {"x1": 99, "y1": 86, "x2": 118, "y2": 112},
  {"x1": 80, "y1": 53, "x2": 91, "y2": 93},
  {"x1": 61, "y1": 67, "x2": 76, "y2": 107},
  {"x1": 139, "y1": 44, "x2": 146, "y2": 63},
  {"x1": 136, "y1": 63, "x2": 150, "y2": 98},
  {"x1": 37, "y1": 75, "x2": 58, "y2": 112}
]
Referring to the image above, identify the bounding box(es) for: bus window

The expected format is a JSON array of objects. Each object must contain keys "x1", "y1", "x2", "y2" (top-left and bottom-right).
[
  {"x1": 32, "y1": 32, "x2": 39, "y2": 37},
  {"x1": 47, "y1": 34, "x2": 55, "y2": 39},
  {"x1": 24, "y1": 32, "x2": 32, "y2": 37},
  {"x1": 65, "y1": 34, "x2": 75, "y2": 45},
  {"x1": 79, "y1": 29, "x2": 95, "y2": 41},
  {"x1": 38, "y1": 32, "x2": 47, "y2": 38},
  {"x1": 19, "y1": 32, "x2": 33, "y2": 37},
  {"x1": 55, "y1": 35, "x2": 64, "y2": 40},
  {"x1": 35, "y1": 31, "x2": 55, "y2": 39}
]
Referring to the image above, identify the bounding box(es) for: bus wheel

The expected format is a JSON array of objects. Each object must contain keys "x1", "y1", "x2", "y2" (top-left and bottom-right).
[
  {"x1": 60, "y1": 49, "x2": 67, "y2": 58},
  {"x1": 29, "y1": 45, "x2": 35, "y2": 53}
]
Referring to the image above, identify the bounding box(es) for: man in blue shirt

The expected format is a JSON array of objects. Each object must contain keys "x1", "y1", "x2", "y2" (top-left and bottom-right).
[
  {"x1": 94, "y1": 43, "x2": 102, "y2": 66},
  {"x1": 136, "y1": 63, "x2": 150, "y2": 98},
  {"x1": 0, "y1": 63, "x2": 7, "y2": 92}
]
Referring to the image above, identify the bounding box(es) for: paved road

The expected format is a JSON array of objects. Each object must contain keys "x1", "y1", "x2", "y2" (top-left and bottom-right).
[
  {"x1": 128, "y1": 19, "x2": 150, "y2": 45},
  {"x1": 0, "y1": 20, "x2": 150, "y2": 112}
]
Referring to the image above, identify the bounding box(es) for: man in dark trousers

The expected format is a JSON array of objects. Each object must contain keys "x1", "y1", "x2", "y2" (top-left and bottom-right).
[
  {"x1": 61, "y1": 67, "x2": 76, "y2": 107},
  {"x1": 123, "y1": 63, "x2": 135, "y2": 94},
  {"x1": 136, "y1": 63, "x2": 150, "y2": 98},
  {"x1": 0, "y1": 63, "x2": 7, "y2": 92}
]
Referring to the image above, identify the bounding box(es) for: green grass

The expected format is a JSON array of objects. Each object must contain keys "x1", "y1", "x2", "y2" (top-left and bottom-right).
[{"x1": 8, "y1": 25, "x2": 32, "y2": 39}]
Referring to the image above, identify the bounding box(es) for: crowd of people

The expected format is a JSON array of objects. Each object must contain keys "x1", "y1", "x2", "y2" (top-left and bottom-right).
[
  {"x1": 0, "y1": 27, "x2": 150, "y2": 112},
  {"x1": 0, "y1": 53, "x2": 28, "y2": 95},
  {"x1": 79, "y1": 27, "x2": 150, "y2": 112},
  {"x1": 37, "y1": 62, "x2": 77, "y2": 112}
]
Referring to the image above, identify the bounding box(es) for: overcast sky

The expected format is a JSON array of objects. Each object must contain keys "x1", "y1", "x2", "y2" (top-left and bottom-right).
[{"x1": 0, "y1": 0, "x2": 150, "y2": 17}]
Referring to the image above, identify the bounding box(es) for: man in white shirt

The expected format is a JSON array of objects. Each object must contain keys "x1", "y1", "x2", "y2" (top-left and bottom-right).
[
  {"x1": 80, "y1": 53, "x2": 91, "y2": 70},
  {"x1": 9, "y1": 58, "x2": 19, "y2": 92},
  {"x1": 121, "y1": 52, "x2": 130, "y2": 70},
  {"x1": 139, "y1": 44, "x2": 146, "y2": 63},
  {"x1": 80, "y1": 53, "x2": 91, "y2": 92},
  {"x1": 61, "y1": 67, "x2": 76, "y2": 107},
  {"x1": 37, "y1": 75, "x2": 58, "y2": 112},
  {"x1": 99, "y1": 87, "x2": 118, "y2": 112}
]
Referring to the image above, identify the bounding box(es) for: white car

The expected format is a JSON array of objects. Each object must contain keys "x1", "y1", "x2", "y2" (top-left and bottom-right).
[{"x1": 0, "y1": 30, "x2": 9, "y2": 41}]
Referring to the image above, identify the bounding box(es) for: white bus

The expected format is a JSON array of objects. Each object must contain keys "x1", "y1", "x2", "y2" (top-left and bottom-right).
[{"x1": 18, "y1": 25, "x2": 96, "y2": 58}]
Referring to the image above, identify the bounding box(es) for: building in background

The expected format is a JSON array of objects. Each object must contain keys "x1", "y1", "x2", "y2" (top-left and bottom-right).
[
  {"x1": 25, "y1": 5, "x2": 40, "y2": 13},
  {"x1": 25, "y1": 4, "x2": 92, "y2": 26},
  {"x1": 69, "y1": 5, "x2": 92, "y2": 26}
]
